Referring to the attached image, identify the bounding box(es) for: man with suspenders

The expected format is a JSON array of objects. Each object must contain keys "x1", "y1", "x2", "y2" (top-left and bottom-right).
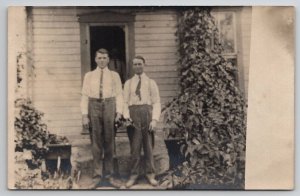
[
  {"x1": 123, "y1": 56, "x2": 161, "y2": 188},
  {"x1": 81, "y1": 48, "x2": 123, "y2": 188}
]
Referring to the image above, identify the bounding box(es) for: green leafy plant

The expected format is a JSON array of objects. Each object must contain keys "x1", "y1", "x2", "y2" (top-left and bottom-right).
[{"x1": 162, "y1": 7, "x2": 247, "y2": 189}]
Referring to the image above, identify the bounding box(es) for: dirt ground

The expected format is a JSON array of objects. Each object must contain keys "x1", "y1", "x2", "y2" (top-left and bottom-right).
[{"x1": 76, "y1": 174, "x2": 165, "y2": 190}]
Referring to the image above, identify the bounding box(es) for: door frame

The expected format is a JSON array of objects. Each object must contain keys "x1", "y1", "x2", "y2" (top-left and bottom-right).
[{"x1": 78, "y1": 11, "x2": 135, "y2": 83}]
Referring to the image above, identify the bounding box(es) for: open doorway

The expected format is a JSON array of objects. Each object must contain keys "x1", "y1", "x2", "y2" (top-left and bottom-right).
[{"x1": 89, "y1": 26, "x2": 127, "y2": 83}]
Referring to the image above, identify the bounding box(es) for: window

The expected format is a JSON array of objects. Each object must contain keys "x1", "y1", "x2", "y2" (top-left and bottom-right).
[
  {"x1": 212, "y1": 11, "x2": 239, "y2": 83},
  {"x1": 212, "y1": 11, "x2": 237, "y2": 55}
]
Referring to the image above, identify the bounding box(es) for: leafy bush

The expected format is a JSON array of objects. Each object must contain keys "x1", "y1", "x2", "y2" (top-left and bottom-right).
[
  {"x1": 15, "y1": 98, "x2": 50, "y2": 168},
  {"x1": 14, "y1": 98, "x2": 74, "y2": 189},
  {"x1": 14, "y1": 98, "x2": 69, "y2": 168},
  {"x1": 162, "y1": 7, "x2": 247, "y2": 189}
]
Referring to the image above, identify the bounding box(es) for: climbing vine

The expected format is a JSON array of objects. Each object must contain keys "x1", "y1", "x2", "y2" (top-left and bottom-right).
[{"x1": 162, "y1": 7, "x2": 247, "y2": 189}]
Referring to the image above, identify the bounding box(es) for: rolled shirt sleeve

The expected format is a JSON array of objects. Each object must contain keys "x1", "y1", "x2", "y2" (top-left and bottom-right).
[
  {"x1": 113, "y1": 72, "x2": 123, "y2": 115},
  {"x1": 150, "y1": 79, "x2": 161, "y2": 121},
  {"x1": 122, "y1": 80, "x2": 130, "y2": 119},
  {"x1": 80, "y1": 73, "x2": 90, "y2": 115}
]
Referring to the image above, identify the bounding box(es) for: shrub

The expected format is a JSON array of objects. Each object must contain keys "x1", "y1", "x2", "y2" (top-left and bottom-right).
[{"x1": 14, "y1": 98, "x2": 50, "y2": 168}]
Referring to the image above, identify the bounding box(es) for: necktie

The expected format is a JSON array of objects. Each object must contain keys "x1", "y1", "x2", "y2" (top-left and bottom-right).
[
  {"x1": 99, "y1": 69, "x2": 103, "y2": 99},
  {"x1": 135, "y1": 75, "x2": 141, "y2": 100}
]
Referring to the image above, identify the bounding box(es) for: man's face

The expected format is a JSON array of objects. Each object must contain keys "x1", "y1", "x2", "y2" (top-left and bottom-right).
[
  {"x1": 95, "y1": 52, "x2": 109, "y2": 69},
  {"x1": 133, "y1": 58, "x2": 144, "y2": 75}
]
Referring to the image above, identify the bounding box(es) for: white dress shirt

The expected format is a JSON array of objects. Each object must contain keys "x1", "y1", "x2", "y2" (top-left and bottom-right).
[
  {"x1": 80, "y1": 66, "x2": 123, "y2": 115},
  {"x1": 123, "y1": 73, "x2": 161, "y2": 121}
]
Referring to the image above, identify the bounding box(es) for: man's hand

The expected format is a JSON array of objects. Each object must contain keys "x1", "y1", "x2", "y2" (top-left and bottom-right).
[
  {"x1": 124, "y1": 118, "x2": 134, "y2": 127},
  {"x1": 149, "y1": 120, "x2": 158, "y2": 133},
  {"x1": 115, "y1": 113, "x2": 122, "y2": 122},
  {"x1": 82, "y1": 115, "x2": 89, "y2": 129}
]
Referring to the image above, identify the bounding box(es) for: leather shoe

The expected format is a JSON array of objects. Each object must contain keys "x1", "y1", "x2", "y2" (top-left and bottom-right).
[
  {"x1": 92, "y1": 174, "x2": 101, "y2": 179},
  {"x1": 125, "y1": 175, "x2": 138, "y2": 188},
  {"x1": 146, "y1": 174, "x2": 158, "y2": 186},
  {"x1": 108, "y1": 177, "x2": 122, "y2": 188},
  {"x1": 88, "y1": 177, "x2": 101, "y2": 189}
]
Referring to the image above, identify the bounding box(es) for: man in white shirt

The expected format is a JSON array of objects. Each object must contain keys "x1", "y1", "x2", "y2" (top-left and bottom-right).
[
  {"x1": 81, "y1": 48, "x2": 123, "y2": 188},
  {"x1": 123, "y1": 56, "x2": 161, "y2": 188}
]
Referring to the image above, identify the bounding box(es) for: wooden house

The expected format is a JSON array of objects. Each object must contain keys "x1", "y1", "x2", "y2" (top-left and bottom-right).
[{"x1": 10, "y1": 6, "x2": 252, "y2": 174}]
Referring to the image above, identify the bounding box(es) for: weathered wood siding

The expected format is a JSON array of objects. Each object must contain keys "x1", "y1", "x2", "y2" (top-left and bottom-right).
[
  {"x1": 30, "y1": 7, "x2": 82, "y2": 140},
  {"x1": 31, "y1": 7, "x2": 180, "y2": 140},
  {"x1": 134, "y1": 11, "x2": 180, "y2": 106},
  {"x1": 29, "y1": 7, "x2": 251, "y2": 142}
]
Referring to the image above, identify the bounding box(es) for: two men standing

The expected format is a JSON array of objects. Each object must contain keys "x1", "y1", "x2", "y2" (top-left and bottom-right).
[{"x1": 81, "y1": 48, "x2": 161, "y2": 189}]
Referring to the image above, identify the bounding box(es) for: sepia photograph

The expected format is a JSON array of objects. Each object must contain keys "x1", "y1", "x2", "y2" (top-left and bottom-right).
[{"x1": 7, "y1": 5, "x2": 294, "y2": 190}]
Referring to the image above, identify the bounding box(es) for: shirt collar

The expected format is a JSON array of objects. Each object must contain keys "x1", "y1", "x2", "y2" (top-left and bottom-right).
[
  {"x1": 134, "y1": 72, "x2": 146, "y2": 79},
  {"x1": 96, "y1": 66, "x2": 109, "y2": 72}
]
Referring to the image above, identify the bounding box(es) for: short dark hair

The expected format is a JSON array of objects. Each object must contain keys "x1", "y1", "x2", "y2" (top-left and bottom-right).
[
  {"x1": 133, "y1": 55, "x2": 145, "y2": 63},
  {"x1": 95, "y1": 48, "x2": 109, "y2": 57}
]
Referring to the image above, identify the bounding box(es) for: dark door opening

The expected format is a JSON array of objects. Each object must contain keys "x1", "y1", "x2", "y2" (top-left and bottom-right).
[{"x1": 89, "y1": 26, "x2": 127, "y2": 83}]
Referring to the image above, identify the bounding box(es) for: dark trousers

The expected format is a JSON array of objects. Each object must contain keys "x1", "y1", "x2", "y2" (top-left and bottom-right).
[
  {"x1": 88, "y1": 97, "x2": 116, "y2": 177},
  {"x1": 127, "y1": 105, "x2": 155, "y2": 176}
]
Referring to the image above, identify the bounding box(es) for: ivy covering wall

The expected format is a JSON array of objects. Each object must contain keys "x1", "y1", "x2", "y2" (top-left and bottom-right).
[{"x1": 163, "y1": 7, "x2": 247, "y2": 189}]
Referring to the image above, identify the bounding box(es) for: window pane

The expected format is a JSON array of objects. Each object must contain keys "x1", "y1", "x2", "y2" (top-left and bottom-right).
[{"x1": 213, "y1": 12, "x2": 236, "y2": 54}]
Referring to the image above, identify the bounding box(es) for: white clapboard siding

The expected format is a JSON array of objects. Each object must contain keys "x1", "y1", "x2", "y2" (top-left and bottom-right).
[
  {"x1": 44, "y1": 113, "x2": 82, "y2": 121},
  {"x1": 30, "y1": 7, "x2": 183, "y2": 141},
  {"x1": 135, "y1": 40, "x2": 177, "y2": 47},
  {"x1": 34, "y1": 55, "x2": 80, "y2": 62},
  {"x1": 34, "y1": 67, "x2": 81, "y2": 74},
  {"x1": 144, "y1": 65, "x2": 178, "y2": 72},
  {"x1": 34, "y1": 87, "x2": 81, "y2": 94},
  {"x1": 146, "y1": 59, "x2": 179, "y2": 66},
  {"x1": 34, "y1": 61, "x2": 81, "y2": 68},
  {"x1": 135, "y1": 11, "x2": 180, "y2": 108},
  {"x1": 31, "y1": 7, "x2": 82, "y2": 140},
  {"x1": 33, "y1": 35, "x2": 80, "y2": 42},
  {"x1": 46, "y1": 120, "x2": 82, "y2": 128},
  {"x1": 139, "y1": 53, "x2": 178, "y2": 60},
  {"x1": 160, "y1": 90, "x2": 178, "y2": 97},
  {"x1": 33, "y1": 106, "x2": 81, "y2": 114},
  {"x1": 34, "y1": 74, "x2": 81, "y2": 81},
  {"x1": 135, "y1": 27, "x2": 177, "y2": 34},
  {"x1": 34, "y1": 100, "x2": 81, "y2": 107},
  {"x1": 34, "y1": 48, "x2": 80, "y2": 55},
  {"x1": 33, "y1": 80, "x2": 81, "y2": 88},
  {"x1": 135, "y1": 21, "x2": 177, "y2": 28},
  {"x1": 33, "y1": 93, "x2": 81, "y2": 101},
  {"x1": 33, "y1": 21, "x2": 79, "y2": 28},
  {"x1": 155, "y1": 77, "x2": 179, "y2": 84},
  {"x1": 158, "y1": 84, "x2": 179, "y2": 91},
  {"x1": 34, "y1": 41, "x2": 81, "y2": 49},
  {"x1": 136, "y1": 46, "x2": 178, "y2": 54},
  {"x1": 147, "y1": 71, "x2": 178, "y2": 79},
  {"x1": 135, "y1": 34, "x2": 176, "y2": 41},
  {"x1": 33, "y1": 28, "x2": 80, "y2": 35}
]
